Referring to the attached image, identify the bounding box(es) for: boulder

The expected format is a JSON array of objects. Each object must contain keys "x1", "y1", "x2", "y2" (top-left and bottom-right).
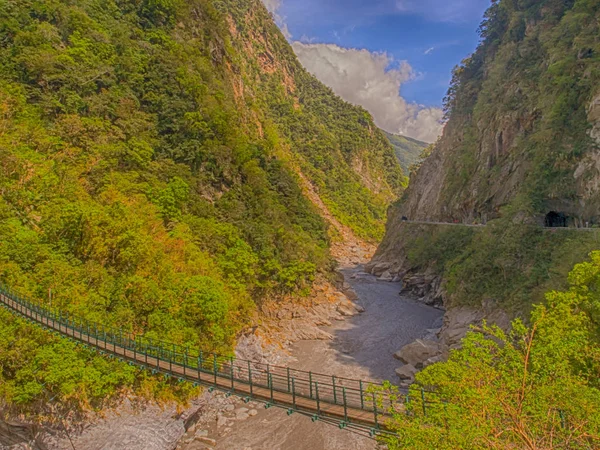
[
  {"x1": 394, "y1": 339, "x2": 441, "y2": 368},
  {"x1": 422, "y1": 355, "x2": 444, "y2": 368},
  {"x1": 336, "y1": 304, "x2": 357, "y2": 317},
  {"x1": 365, "y1": 262, "x2": 391, "y2": 276},
  {"x1": 378, "y1": 271, "x2": 394, "y2": 282},
  {"x1": 395, "y1": 364, "x2": 417, "y2": 381},
  {"x1": 195, "y1": 436, "x2": 217, "y2": 446},
  {"x1": 353, "y1": 303, "x2": 365, "y2": 313}
]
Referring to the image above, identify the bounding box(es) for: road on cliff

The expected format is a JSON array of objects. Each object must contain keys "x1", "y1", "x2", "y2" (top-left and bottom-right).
[{"x1": 205, "y1": 266, "x2": 444, "y2": 450}]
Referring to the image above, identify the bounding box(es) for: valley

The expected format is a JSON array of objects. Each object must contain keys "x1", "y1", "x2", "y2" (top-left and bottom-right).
[
  {"x1": 176, "y1": 266, "x2": 442, "y2": 450},
  {"x1": 2, "y1": 0, "x2": 600, "y2": 448}
]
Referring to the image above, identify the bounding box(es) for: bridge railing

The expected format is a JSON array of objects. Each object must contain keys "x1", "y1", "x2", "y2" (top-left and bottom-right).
[{"x1": 0, "y1": 284, "x2": 399, "y2": 423}]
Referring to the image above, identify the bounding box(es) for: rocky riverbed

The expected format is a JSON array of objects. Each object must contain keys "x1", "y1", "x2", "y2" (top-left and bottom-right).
[
  {"x1": 3, "y1": 266, "x2": 443, "y2": 450},
  {"x1": 175, "y1": 266, "x2": 443, "y2": 450}
]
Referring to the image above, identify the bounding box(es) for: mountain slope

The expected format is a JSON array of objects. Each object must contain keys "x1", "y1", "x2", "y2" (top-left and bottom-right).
[
  {"x1": 384, "y1": 132, "x2": 428, "y2": 174},
  {"x1": 371, "y1": 0, "x2": 600, "y2": 314},
  {"x1": 0, "y1": 0, "x2": 403, "y2": 416}
]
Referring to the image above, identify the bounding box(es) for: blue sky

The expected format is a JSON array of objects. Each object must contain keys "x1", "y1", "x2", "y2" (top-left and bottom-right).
[{"x1": 264, "y1": 0, "x2": 491, "y2": 142}]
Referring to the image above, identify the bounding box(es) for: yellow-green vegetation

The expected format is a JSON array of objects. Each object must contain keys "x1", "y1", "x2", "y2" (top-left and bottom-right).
[
  {"x1": 380, "y1": 253, "x2": 600, "y2": 449},
  {"x1": 0, "y1": 0, "x2": 403, "y2": 417},
  {"x1": 400, "y1": 219, "x2": 600, "y2": 313}
]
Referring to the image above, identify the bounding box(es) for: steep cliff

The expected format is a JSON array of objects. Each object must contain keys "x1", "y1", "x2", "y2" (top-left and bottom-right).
[{"x1": 372, "y1": 0, "x2": 600, "y2": 326}]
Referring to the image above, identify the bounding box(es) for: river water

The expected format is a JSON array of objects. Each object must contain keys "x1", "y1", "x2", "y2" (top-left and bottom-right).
[{"x1": 208, "y1": 266, "x2": 444, "y2": 450}]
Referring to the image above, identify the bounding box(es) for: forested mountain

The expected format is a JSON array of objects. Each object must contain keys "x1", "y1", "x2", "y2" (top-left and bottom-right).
[
  {"x1": 374, "y1": 0, "x2": 600, "y2": 313},
  {"x1": 383, "y1": 132, "x2": 428, "y2": 174},
  {"x1": 0, "y1": 0, "x2": 403, "y2": 416},
  {"x1": 370, "y1": 1, "x2": 600, "y2": 447}
]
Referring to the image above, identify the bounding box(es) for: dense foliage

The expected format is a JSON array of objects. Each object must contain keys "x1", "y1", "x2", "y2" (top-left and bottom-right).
[
  {"x1": 442, "y1": 0, "x2": 599, "y2": 215},
  {"x1": 387, "y1": 0, "x2": 600, "y2": 313},
  {"x1": 0, "y1": 0, "x2": 403, "y2": 416},
  {"x1": 401, "y1": 217, "x2": 600, "y2": 312},
  {"x1": 382, "y1": 253, "x2": 600, "y2": 449}
]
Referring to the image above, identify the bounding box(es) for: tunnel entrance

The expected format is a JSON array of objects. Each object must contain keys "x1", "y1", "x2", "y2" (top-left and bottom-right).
[{"x1": 545, "y1": 211, "x2": 568, "y2": 228}]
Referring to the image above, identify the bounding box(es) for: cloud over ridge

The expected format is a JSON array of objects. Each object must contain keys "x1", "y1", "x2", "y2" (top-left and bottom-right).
[
  {"x1": 260, "y1": 0, "x2": 444, "y2": 143},
  {"x1": 292, "y1": 42, "x2": 443, "y2": 143}
]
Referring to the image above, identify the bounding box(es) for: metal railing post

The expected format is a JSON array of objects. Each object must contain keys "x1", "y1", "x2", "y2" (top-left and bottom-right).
[
  {"x1": 292, "y1": 377, "x2": 296, "y2": 410},
  {"x1": 343, "y1": 387, "x2": 348, "y2": 422},
  {"x1": 213, "y1": 353, "x2": 218, "y2": 385},
  {"x1": 332, "y1": 375, "x2": 337, "y2": 404},
  {"x1": 248, "y1": 362, "x2": 253, "y2": 397},
  {"x1": 315, "y1": 382, "x2": 321, "y2": 415},
  {"x1": 359, "y1": 380, "x2": 364, "y2": 409},
  {"x1": 373, "y1": 393, "x2": 378, "y2": 428}
]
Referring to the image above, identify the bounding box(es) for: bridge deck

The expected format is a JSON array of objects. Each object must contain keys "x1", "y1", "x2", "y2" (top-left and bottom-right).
[{"x1": 0, "y1": 291, "x2": 399, "y2": 435}]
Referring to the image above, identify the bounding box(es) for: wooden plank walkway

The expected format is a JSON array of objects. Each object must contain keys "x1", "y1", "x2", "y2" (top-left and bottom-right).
[{"x1": 0, "y1": 291, "x2": 398, "y2": 436}]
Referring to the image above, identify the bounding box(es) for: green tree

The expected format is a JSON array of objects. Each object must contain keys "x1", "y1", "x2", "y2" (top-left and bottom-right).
[{"x1": 382, "y1": 253, "x2": 600, "y2": 449}]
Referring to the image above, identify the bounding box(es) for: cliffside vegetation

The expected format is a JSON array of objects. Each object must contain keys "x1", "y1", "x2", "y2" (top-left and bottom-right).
[
  {"x1": 383, "y1": 132, "x2": 427, "y2": 174},
  {"x1": 0, "y1": 0, "x2": 403, "y2": 417},
  {"x1": 375, "y1": 0, "x2": 600, "y2": 447},
  {"x1": 382, "y1": 253, "x2": 600, "y2": 449},
  {"x1": 375, "y1": 0, "x2": 600, "y2": 314}
]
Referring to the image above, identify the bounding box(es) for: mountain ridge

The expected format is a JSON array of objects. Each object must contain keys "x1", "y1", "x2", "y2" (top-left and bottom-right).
[
  {"x1": 383, "y1": 131, "x2": 428, "y2": 174},
  {"x1": 370, "y1": 0, "x2": 600, "y2": 322},
  {"x1": 0, "y1": 0, "x2": 403, "y2": 417}
]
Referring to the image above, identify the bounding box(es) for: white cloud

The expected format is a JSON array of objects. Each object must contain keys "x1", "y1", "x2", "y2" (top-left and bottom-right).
[
  {"x1": 291, "y1": 42, "x2": 443, "y2": 143},
  {"x1": 261, "y1": 0, "x2": 291, "y2": 38},
  {"x1": 424, "y1": 47, "x2": 435, "y2": 55},
  {"x1": 261, "y1": 0, "x2": 281, "y2": 14}
]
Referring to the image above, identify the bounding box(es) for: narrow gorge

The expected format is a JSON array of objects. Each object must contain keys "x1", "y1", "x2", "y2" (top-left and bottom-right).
[{"x1": 2, "y1": 0, "x2": 600, "y2": 449}]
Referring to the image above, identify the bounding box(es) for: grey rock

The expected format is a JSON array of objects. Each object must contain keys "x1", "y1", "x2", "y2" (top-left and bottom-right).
[
  {"x1": 378, "y1": 271, "x2": 393, "y2": 282},
  {"x1": 216, "y1": 415, "x2": 228, "y2": 428},
  {"x1": 395, "y1": 364, "x2": 417, "y2": 381},
  {"x1": 423, "y1": 355, "x2": 444, "y2": 368},
  {"x1": 337, "y1": 304, "x2": 357, "y2": 317},
  {"x1": 394, "y1": 339, "x2": 441, "y2": 368},
  {"x1": 195, "y1": 436, "x2": 217, "y2": 446},
  {"x1": 365, "y1": 261, "x2": 391, "y2": 276}
]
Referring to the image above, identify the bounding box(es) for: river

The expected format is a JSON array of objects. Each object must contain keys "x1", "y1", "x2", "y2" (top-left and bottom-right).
[{"x1": 198, "y1": 265, "x2": 444, "y2": 450}]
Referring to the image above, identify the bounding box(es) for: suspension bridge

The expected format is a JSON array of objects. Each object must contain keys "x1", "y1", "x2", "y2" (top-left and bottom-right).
[{"x1": 0, "y1": 285, "x2": 422, "y2": 439}]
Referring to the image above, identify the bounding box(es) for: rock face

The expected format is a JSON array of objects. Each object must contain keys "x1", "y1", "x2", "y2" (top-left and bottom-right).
[
  {"x1": 249, "y1": 275, "x2": 365, "y2": 351},
  {"x1": 394, "y1": 339, "x2": 441, "y2": 369},
  {"x1": 395, "y1": 365, "x2": 417, "y2": 382},
  {"x1": 588, "y1": 93, "x2": 600, "y2": 146},
  {"x1": 368, "y1": 2, "x2": 600, "y2": 362},
  {"x1": 372, "y1": 4, "x2": 600, "y2": 230}
]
